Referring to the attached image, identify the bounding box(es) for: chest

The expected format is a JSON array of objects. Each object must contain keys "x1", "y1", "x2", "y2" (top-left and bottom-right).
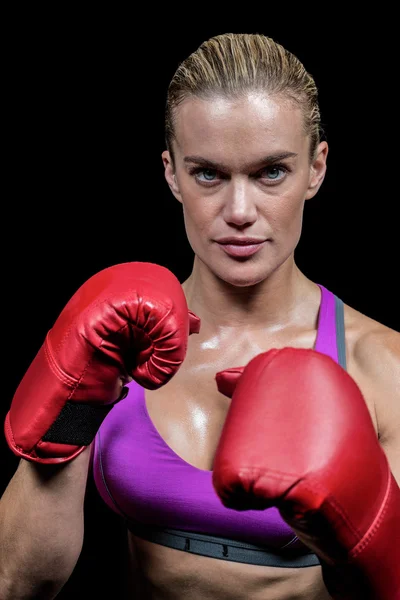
[
  {"x1": 145, "y1": 370, "x2": 228, "y2": 471},
  {"x1": 144, "y1": 329, "x2": 379, "y2": 472}
]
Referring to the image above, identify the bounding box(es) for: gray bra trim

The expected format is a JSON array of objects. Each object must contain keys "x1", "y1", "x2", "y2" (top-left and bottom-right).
[
  {"x1": 126, "y1": 519, "x2": 320, "y2": 568},
  {"x1": 335, "y1": 295, "x2": 347, "y2": 370}
]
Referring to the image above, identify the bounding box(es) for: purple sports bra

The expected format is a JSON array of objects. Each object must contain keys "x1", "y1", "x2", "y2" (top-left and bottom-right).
[{"x1": 91, "y1": 284, "x2": 346, "y2": 567}]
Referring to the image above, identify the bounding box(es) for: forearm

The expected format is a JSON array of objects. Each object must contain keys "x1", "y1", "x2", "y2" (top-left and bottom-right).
[{"x1": 0, "y1": 446, "x2": 92, "y2": 600}]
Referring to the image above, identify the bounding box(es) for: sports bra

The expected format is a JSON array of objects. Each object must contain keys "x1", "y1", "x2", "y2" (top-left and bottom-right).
[{"x1": 91, "y1": 284, "x2": 346, "y2": 568}]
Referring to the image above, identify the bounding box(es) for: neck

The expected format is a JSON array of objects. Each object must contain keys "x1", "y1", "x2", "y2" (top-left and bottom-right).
[{"x1": 182, "y1": 256, "x2": 316, "y2": 334}]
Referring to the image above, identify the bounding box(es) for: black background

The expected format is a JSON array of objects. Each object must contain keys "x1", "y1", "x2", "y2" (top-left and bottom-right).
[{"x1": 1, "y1": 8, "x2": 399, "y2": 598}]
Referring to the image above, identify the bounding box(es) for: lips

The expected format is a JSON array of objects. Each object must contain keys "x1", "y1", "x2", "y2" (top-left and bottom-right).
[
  {"x1": 215, "y1": 237, "x2": 266, "y2": 245},
  {"x1": 215, "y1": 238, "x2": 267, "y2": 258}
]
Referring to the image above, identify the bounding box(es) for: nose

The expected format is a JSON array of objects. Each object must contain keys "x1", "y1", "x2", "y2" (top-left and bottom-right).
[{"x1": 222, "y1": 180, "x2": 258, "y2": 229}]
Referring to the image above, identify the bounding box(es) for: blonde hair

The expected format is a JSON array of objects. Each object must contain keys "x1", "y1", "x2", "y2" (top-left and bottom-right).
[{"x1": 165, "y1": 33, "x2": 323, "y2": 162}]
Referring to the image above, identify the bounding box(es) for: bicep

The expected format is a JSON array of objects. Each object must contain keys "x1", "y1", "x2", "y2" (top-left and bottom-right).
[
  {"x1": 354, "y1": 326, "x2": 400, "y2": 485},
  {"x1": 373, "y1": 332, "x2": 400, "y2": 485},
  {"x1": 379, "y1": 413, "x2": 400, "y2": 487}
]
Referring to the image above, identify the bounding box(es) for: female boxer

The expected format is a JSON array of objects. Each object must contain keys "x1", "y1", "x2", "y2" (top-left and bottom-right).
[{"x1": 2, "y1": 33, "x2": 399, "y2": 600}]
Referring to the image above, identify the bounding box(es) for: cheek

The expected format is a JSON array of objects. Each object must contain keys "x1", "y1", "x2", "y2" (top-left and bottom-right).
[
  {"x1": 266, "y1": 176, "x2": 308, "y2": 232},
  {"x1": 182, "y1": 195, "x2": 216, "y2": 236},
  {"x1": 177, "y1": 175, "x2": 210, "y2": 232},
  {"x1": 269, "y1": 195, "x2": 305, "y2": 229},
  {"x1": 181, "y1": 204, "x2": 210, "y2": 253}
]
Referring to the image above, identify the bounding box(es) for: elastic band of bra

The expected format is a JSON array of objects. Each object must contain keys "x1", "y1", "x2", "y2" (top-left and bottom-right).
[{"x1": 126, "y1": 519, "x2": 320, "y2": 568}]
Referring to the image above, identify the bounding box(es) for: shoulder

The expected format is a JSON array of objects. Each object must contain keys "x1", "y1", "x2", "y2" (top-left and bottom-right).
[{"x1": 343, "y1": 302, "x2": 399, "y2": 442}]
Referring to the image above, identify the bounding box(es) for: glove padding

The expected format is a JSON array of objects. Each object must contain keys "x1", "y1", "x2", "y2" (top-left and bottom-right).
[
  {"x1": 213, "y1": 348, "x2": 400, "y2": 600},
  {"x1": 5, "y1": 262, "x2": 200, "y2": 464}
]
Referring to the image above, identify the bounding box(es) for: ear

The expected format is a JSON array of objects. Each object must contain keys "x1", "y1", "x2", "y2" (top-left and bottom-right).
[
  {"x1": 162, "y1": 150, "x2": 182, "y2": 203},
  {"x1": 304, "y1": 141, "x2": 329, "y2": 201}
]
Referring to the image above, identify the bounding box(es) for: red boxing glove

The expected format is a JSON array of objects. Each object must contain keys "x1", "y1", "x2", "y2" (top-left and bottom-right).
[
  {"x1": 213, "y1": 348, "x2": 400, "y2": 600},
  {"x1": 5, "y1": 262, "x2": 200, "y2": 464}
]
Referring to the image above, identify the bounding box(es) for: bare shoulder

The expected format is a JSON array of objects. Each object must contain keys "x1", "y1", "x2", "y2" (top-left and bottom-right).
[{"x1": 343, "y1": 302, "x2": 400, "y2": 444}]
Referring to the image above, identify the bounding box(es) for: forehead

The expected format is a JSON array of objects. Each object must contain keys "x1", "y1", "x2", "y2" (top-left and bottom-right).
[{"x1": 173, "y1": 92, "x2": 307, "y2": 164}]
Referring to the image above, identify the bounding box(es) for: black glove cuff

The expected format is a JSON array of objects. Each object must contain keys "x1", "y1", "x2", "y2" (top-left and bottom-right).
[{"x1": 42, "y1": 387, "x2": 129, "y2": 446}]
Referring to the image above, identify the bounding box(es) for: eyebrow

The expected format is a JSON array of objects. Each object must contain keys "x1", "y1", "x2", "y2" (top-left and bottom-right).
[{"x1": 183, "y1": 152, "x2": 298, "y2": 171}]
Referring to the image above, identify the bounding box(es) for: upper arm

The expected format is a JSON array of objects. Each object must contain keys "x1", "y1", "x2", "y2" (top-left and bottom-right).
[{"x1": 354, "y1": 327, "x2": 400, "y2": 485}]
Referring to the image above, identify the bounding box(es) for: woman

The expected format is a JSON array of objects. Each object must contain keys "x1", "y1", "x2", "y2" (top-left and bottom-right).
[
  {"x1": 2, "y1": 33, "x2": 399, "y2": 600},
  {"x1": 92, "y1": 32, "x2": 400, "y2": 599}
]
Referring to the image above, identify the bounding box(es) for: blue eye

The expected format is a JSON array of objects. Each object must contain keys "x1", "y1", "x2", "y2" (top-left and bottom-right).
[
  {"x1": 261, "y1": 166, "x2": 287, "y2": 180},
  {"x1": 197, "y1": 169, "x2": 217, "y2": 182}
]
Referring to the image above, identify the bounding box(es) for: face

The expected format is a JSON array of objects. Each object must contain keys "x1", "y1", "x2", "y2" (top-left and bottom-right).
[{"x1": 162, "y1": 92, "x2": 328, "y2": 287}]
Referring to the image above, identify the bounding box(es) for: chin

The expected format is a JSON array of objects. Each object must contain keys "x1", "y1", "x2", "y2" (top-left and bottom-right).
[
  {"x1": 194, "y1": 247, "x2": 283, "y2": 288},
  {"x1": 214, "y1": 263, "x2": 272, "y2": 288}
]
